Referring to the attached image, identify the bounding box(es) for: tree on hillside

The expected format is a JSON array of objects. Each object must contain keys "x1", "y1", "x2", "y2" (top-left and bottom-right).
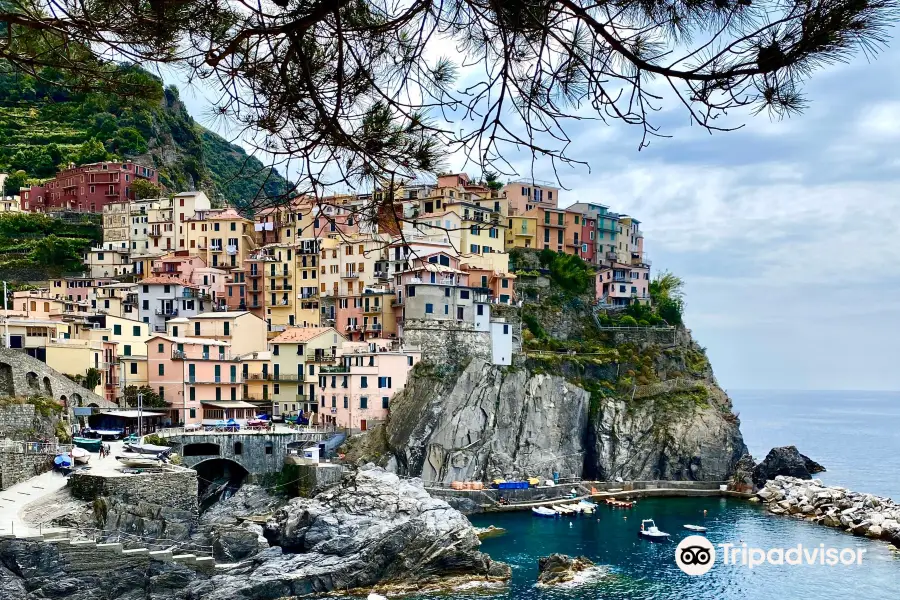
[
  {"x1": 75, "y1": 138, "x2": 110, "y2": 165},
  {"x1": 123, "y1": 385, "x2": 167, "y2": 409},
  {"x1": 131, "y1": 178, "x2": 162, "y2": 200},
  {"x1": 3, "y1": 170, "x2": 27, "y2": 196},
  {"x1": 650, "y1": 271, "x2": 686, "y2": 326}
]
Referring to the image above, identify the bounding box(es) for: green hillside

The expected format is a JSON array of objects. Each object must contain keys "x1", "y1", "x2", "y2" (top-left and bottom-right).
[{"x1": 0, "y1": 64, "x2": 289, "y2": 209}]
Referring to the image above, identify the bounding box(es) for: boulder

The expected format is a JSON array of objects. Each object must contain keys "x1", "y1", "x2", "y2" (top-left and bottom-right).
[
  {"x1": 822, "y1": 514, "x2": 842, "y2": 528},
  {"x1": 210, "y1": 524, "x2": 269, "y2": 562},
  {"x1": 866, "y1": 525, "x2": 883, "y2": 539},
  {"x1": 752, "y1": 446, "x2": 826, "y2": 487},
  {"x1": 536, "y1": 554, "x2": 596, "y2": 586}
]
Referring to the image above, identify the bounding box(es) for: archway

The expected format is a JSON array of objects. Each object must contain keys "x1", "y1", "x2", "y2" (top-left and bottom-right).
[
  {"x1": 25, "y1": 372, "x2": 40, "y2": 393},
  {"x1": 183, "y1": 442, "x2": 221, "y2": 457},
  {"x1": 0, "y1": 363, "x2": 13, "y2": 397},
  {"x1": 71, "y1": 393, "x2": 82, "y2": 407},
  {"x1": 192, "y1": 458, "x2": 250, "y2": 510},
  {"x1": 42, "y1": 377, "x2": 52, "y2": 396}
]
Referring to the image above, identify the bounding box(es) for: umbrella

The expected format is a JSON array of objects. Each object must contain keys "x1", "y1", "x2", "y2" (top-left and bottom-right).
[{"x1": 54, "y1": 455, "x2": 71, "y2": 467}]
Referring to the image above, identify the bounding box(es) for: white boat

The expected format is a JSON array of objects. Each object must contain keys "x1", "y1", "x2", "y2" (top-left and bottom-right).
[
  {"x1": 116, "y1": 453, "x2": 165, "y2": 468},
  {"x1": 576, "y1": 501, "x2": 596, "y2": 513},
  {"x1": 532, "y1": 506, "x2": 558, "y2": 518},
  {"x1": 70, "y1": 447, "x2": 90, "y2": 465},
  {"x1": 684, "y1": 524, "x2": 707, "y2": 532},
  {"x1": 553, "y1": 505, "x2": 575, "y2": 515},
  {"x1": 639, "y1": 519, "x2": 670, "y2": 540},
  {"x1": 125, "y1": 442, "x2": 171, "y2": 455}
]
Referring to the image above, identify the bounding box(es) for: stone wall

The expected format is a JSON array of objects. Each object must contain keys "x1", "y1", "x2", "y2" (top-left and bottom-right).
[
  {"x1": 402, "y1": 320, "x2": 492, "y2": 365},
  {"x1": 0, "y1": 404, "x2": 58, "y2": 440},
  {"x1": 281, "y1": 460, "x2": 343, "y2": 497},
  {"x1": 173, "y1": 433, "x2": 300, "y2": 475},
  {"x1": 0, "y1": 451, "x2": 55, "y2": 489},
  {"x1": 69, "y1": 468, "x2": 199, "y2": 539},
  {"x1": 0, "y1": 347, "x2": 112, "y2": 409}
]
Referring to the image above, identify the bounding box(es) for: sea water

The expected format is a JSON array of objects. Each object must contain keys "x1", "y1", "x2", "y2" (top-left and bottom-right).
[{"x1": 445, "y1": 390, "x2": 900, "y2": 599}]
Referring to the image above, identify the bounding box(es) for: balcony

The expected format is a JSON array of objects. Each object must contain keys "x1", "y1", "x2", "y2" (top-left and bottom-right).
[
  {"x1": 374, "y1": 271, "x2": 390, "y2": 280},
  {"x1": 154, "y1": 308, "x2": 178, "y2": 317},
  {"x1": 248, "y1": 270, "x2": 262, "y2": 278},
  {"x1": 362, "y1": 304, "x2": 382, "y2": 314},
  {"x1": 210, "y1": 246, "x2": 223, "y2": 253},
  {"x1": 319, "y1": 364, "x2": 350, "y2": 373},
  {"x1": 272, "y1": 373, "x2": 303, "y2": 382},
  {"x1": 366, "y1": 323, "x2": 383, "y2": 332},
  {"x1": 296, "y1": 394, "x2": 309, "y2": 403},
  {"x1": 272, "y1": 284, "x2": 293, "y2": 291},
  {"x1": 307, "y1": 353, "x2": 336, "y2": 363},
  {"x1": 148, "y1": 230, "x2": 163, "y2": 238},
  {"x1": 341, "y1": 272, "x2": 359, "y2": 279}
]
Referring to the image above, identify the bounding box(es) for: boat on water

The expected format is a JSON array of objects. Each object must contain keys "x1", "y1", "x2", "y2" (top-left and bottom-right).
[
  {"x1": 70, "y1": 447, "x2": 90, "y2": 464},
  {"x1": 532, "y1": 506, "x2": 558, "y2": 518},
  {"x1": 73, "y1": 437, "x2": 102, "y2": 452},
  {"x1": 684, "y1": 524, "x2": 708, "y2": 532},
  {"x1": 605, "y1": 498, "x2": 635, "y2": 508},
  {"x1": 576, "y1": 501, "x2": 596, "y2": 514},
  {"x1": 639, "y1": 519, "x2": 670, "y2": 541},
  {"x1": 553, "y1": 505, "x2": 576, "y2": 516}
]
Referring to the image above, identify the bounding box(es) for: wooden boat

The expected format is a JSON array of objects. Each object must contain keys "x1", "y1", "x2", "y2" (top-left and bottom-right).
[
  {"x1": 605, "y1": 498, "x2": 635, "y2": 508},
  {"x1": 70, "y1": 447, "x2": 90, "y2": 464},
  {"x1": 639, "y1": 519, "x2": 670, "y2": 541},
  {"x1": 73, "y1": 437, "x2": 102, "y2": 452},
  {"x1": 532, "y1": 506, "x2": 558, "y2": 518},
  {"x1": 684, "y1": 524, "x2": 708, "y2": 532}
]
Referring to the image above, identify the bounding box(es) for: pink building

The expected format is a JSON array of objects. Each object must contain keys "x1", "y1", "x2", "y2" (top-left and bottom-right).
[
  {"x1": 596, "y1": 263, "x2": 651, "y2": 306},
  {"x1": 316, "y1": 344, "x2": 421, "y2": 430},
  {"x1": 580, "y1": 216, "x2": 596, "y2": 263},
  {"x1": 26, "y1": 161, "x2": 158, "y2": 213},
  {"x1": 147, "y1": 335, "x2": 251, "y2": 425}
]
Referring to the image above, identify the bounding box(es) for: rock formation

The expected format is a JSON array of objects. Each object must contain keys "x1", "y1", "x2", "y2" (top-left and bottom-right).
[
  {"x1": 757, "y1": 476, "x2": 900, "y2": 547},
  {"x1": 752, "y1": 446, "x2": 826, "y2": 487},
  {"x1": 536, "y1": 554, "x2": 598, "y2": 586},
  {"x1": 0, "y1": 467, "x2": 508, "y2": 598},
  {"x1": 376, "y1": 353, "x2": 745, "y2": 485}
]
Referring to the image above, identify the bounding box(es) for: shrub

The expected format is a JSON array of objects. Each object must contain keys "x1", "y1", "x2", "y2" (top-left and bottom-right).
[
  {"x1": 522, "y1": 313, "x2": 547, "y2": 339},
  {"x1": 618, "y1": 315, "x2": 638, "y2": 327}
]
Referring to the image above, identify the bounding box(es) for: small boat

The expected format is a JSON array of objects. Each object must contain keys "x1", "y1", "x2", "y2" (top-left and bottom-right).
[
  {"x1": 70, "y1": 447, "x2": 91, "y2": 464},
  {"x1": 553, "y1": 505, "x2": 575, "y2": 515},
  {"x1": 684, "y1": 524, "x2": 708, "y2": 532},
  {"x1": 73, "y1": 437, "x2": 102, "y2": 452},
  {"x1": 125, "y1": 442, "x2": 171, "y2": 455},
  {"x1": 605, "y1": 498, "x2": 634, "y2": 508},
  {"x1": 532, "y1": 506, "x2": 558, "y2": 518},
  {"x1": 576, "y1": 501, "x2": 596, "y2": 514},
  {"x1": 639, "y1": 519, "x2": 670, "y2": 540},
  {"x1": 116, "y1": 452, "x2": 167, "y2": 468}
]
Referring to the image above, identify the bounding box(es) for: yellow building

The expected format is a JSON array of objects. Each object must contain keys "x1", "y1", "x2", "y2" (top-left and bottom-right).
[
  {"x1": 505, "y1": 215, "x2": 538, "y2": 250},
  {"x1": 237, "y1": 350, "x2": 272, "y2": 413},
  {"x1": 268, "y1": 327, "x2": 346, "y2": 421}
]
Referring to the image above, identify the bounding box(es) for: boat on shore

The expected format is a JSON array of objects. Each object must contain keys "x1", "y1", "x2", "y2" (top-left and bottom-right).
[
  {"x1": 73, "y1": 437, "x2": 102, "y2": 452},
  {"x1": 684, "y1": 524, "x2": 707, "y2": 532},
  {"x1": 70, "y1": 447, "x2": 90, "y2": 464},
  {"x1": 125, "y1": 441, "x2": 171, "y2": 455},
  {"x1": 639, "y1": 519, "x2": 670, "y2": 541},
  {"x1": 116, "y1": 452, "x2": 167, "y2": 468},
  {"x1": 532, "y1": 506, "x2": 558, "y2": 518}
]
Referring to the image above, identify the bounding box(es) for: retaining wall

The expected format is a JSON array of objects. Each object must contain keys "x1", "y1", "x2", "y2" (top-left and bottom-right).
[{"x1": 0, "y1": 451, "x2": 55, "y2": 490}]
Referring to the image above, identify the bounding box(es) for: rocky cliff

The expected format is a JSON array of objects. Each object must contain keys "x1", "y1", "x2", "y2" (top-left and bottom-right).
[
  {"x1": 348, "y1": 321, "x2": 746, "y2": 484},
  {"x1": 0, "y1": 468, "x2": 508, "y2": 599}
]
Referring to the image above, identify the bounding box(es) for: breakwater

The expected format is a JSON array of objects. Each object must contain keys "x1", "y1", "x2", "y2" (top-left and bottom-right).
[{"x1": 758, "y1": 476, "x2": 900, "y2": 546}]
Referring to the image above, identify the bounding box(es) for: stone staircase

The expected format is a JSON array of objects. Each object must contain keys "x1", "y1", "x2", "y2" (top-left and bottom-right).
[{"x1": 0, "y1": 530, "x2": 217, "y2": 573}]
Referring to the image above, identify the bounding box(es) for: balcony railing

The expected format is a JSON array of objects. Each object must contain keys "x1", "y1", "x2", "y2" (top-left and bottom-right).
[
  {"x1": 362, "y1": 305, "x2": 382, "y2": 314},
  {"x1": 154, "y1": 308, "x2": 178, "y2": 317},
  {"x1": 366, "y1": 323, "x2": 383, "y2": 332},
  {"x1": 319, "y1": 364, "x2": 350, "y2": 373},
  {"x1": 341, "y1": 272, "x2": 359, "y2": 279},
  {"x1": 307, "y1": 353, "x2": 336, "y2": 363},
  {"x1": 296, "y1": 394, "x2": 309, "y2": 403}
]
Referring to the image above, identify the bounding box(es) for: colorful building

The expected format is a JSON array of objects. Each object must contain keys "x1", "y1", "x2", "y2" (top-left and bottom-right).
[{"x1": 25, "y1": 161, "x2": 158, "y2": 213}]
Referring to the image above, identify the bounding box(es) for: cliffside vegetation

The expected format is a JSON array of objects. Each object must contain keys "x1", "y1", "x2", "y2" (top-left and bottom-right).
[
  {"x1": 0, "y1": 62, "x2": 289, "y2": 208},
  {"x1": 0, "y1": 212, "x2": 102, "y2": 281}
]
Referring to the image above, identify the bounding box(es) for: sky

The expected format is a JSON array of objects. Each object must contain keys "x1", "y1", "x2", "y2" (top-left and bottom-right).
[{"x1": 167, "y1": 28, "x2": 900, "y2": 393}]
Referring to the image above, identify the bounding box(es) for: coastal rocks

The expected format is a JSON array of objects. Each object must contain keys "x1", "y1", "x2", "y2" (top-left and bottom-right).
[
  {"x1": 209, "y1": 523, "x2": 269, "y2": 562},
  {"x1": 199, "y1": 484, "x2": 285, "y2": 526},
  {"x1": 259, "y1": 467, "x2": 510, "y2": 593},
  {"x1": 758, "y1": 476, "x2": 900, "y2": 547},
  {"x1": 536, "y1": 554, "x2": 597, "y2": 586},
  {"x1": 752, "y1": 446, "x2": 826, "y2": 487}
]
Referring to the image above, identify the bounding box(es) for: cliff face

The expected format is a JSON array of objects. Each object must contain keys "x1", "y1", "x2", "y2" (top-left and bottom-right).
[{"x1": 367, "y1": 327, "x2": 746, "y2": 484}]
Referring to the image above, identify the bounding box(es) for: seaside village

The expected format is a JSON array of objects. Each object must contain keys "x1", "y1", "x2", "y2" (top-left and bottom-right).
[{"x1": 0, "y1": 161, "x2": 651, "y2": 432}]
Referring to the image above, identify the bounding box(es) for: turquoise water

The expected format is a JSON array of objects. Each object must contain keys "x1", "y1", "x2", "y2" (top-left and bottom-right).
[
  {"x1": 444, "y1": 390, "x2": 900, "y2": 598},
  {"x1": 465, "y1": 497, "x2": 900, "y2": 599}
]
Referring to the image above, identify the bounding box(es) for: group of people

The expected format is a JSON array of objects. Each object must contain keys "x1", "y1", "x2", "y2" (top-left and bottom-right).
[{"x1": 98, "y1": 443, "x2": 112, "y2": 458}]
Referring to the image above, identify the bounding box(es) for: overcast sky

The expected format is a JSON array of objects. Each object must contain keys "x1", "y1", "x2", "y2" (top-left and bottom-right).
[{"x1": 169, "y1": 35, "x2": 900, "y2": 392}]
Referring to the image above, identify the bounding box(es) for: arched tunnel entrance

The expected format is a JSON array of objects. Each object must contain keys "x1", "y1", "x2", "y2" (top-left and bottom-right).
[{"x1": 193, "y1": 458, "x2": 249, "y2": 511}]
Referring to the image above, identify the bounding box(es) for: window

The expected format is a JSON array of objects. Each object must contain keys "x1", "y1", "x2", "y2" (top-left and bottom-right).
[
  {"x1": 130, "y1": 362, "x2": 138, "y2": 375},
  {"x1": 444, "y1": 304, "x2": 449, "y2": 315},
  {"x1": 378, "y1": 376, "x2": 392, "y2": 388},
  {"x1": 460, "y1": 290, "x2": 470, "y2": 299},
  {"x1": 194, "y1": 322, "x2": 200, "y2": 336},
  {"x1": 343, "y1": 396, "x2": 348, "y2": 409},
  {"x1": 502, "y1": 279, "x2": 509, "y2": 289},
  {"x1": 189, "y1": 387, "x2": 196, "y2": 401},
  {"x1": 408, "y1": 356, "x2": 414, "y2": 366},
  {"x1": 360, "y1": 396, "x2": 368, "y2": 409},
  {"x1": 407, "y1": 286, "x2": 415, "y2": 297},
  {"x1": 425, "y1": 303, "x2": 433, "y2": 314},
  {"x1": 582, "y1": 244, "x2": 588, "y2": 253},
  {"x1": 133, "y1": 326, "x2": 141, "y2": 336},
  {"x1": 124, "y1": 345, "x2": 132, "y2": 356},
  {"x1": 224, "y1": 322, "x2": 230, "y2": 335},
  {"x1": 265, "y1": 441, "x2": 273, "y2": 455},
  {"x1": 158, "y1": 364, "x2": 165, "y2": 376},
  {"x1": 620, "y1": 285, "x2": 626, "y2": 293},
  {"x1": 504, "y1": 324, "x2": 509, "y2": 335},
  {"x1": 331, "y1": 396, "x2": 337, "y2": 408},
  {"x1": 444, "y1": 288, "x2": 451, "y2": 297},
  {"x1": 477, "y1": 304, "x2": 484, "y2": 316},
  {"x1": 273, "y1": 344, "x2": 279, "y2": 356},
  {"x1": 189, "y1": 408, "x2": 196, "y2": 419},
  {"x1": 470, "y1": 244, "x2": 479, "y2": 253},
  {"x1": 113, "y1": 324, "x2": 122, "y2": 335},
  {"x1": 361, "y1": 376, "x2": 368, "y2": 388}
]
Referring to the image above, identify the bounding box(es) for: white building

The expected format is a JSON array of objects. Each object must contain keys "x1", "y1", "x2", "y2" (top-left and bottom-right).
[{"x1": 137, "y1": 276, "x2": 211, "y2": 333}]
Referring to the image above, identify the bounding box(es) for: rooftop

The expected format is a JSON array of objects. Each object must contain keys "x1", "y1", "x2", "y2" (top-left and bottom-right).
[
  {"x1": 147, "y1": 334, "x2": 230, "y2": 346},
  {"x1": 194, "y1": 311, "x2": 250, "y2": 319},
  {"x1": 269, "y1": 326, "x2": 334, "y2": 343},
  {"x1": 138, "y1": 276, "x2": 198, "y2": 286}
]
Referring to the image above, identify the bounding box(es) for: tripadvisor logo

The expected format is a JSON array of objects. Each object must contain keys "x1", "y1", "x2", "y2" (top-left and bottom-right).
[
  {"x1": 675, "y1": 537, "x2": 867, "y2": 575},
  {"x1": 675, "y1": 536, "x2": 715, "y2": 575}
]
